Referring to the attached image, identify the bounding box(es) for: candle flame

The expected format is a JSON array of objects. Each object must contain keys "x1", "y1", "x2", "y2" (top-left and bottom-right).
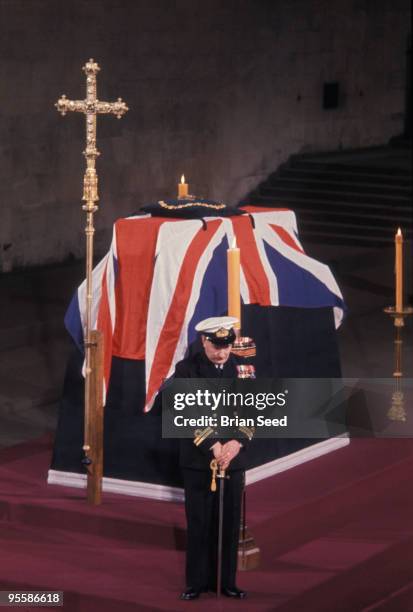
[
  {"x1": 397, "y1": 228, "x2": 402, "y2": 237},
  {"x1": 181, "y1": 175, "x2": 185, "y2": 184},
  {"x1": 231, "y1": 237, "x2": 237, "y2": 249}
]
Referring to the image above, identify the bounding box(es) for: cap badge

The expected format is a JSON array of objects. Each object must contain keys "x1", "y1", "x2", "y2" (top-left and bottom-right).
[{"x1": 215, "y1": 328, "x2": 229, "y2": 338}]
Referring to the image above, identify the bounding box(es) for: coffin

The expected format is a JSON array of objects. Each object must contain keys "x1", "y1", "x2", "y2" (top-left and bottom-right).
[{"x1": 50, "y1": 202, "x2": 345, "y2": 495}]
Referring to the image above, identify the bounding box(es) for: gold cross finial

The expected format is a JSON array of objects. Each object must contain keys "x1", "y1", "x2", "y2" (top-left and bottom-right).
[{"x1": 55, "y1": 58, "x2": 128, "y2": 209}]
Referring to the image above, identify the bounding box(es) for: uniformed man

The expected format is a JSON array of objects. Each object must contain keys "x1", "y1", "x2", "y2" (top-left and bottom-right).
[{"x1": 175, "y1": 316, "x2": 254, "y2": 601}]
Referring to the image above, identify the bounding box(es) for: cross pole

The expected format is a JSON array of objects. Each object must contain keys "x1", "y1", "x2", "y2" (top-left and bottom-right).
[{"x1": 56, "y1": 59, "x2": 128, "y2": 503}]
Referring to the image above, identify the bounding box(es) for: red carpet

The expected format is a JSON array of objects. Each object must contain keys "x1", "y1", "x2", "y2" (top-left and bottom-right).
[{"x1": 0, "y1": 435, "x2": 412, "y2": 611}]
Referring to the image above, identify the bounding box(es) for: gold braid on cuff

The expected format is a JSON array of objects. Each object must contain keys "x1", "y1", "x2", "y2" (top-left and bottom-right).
[
  {"x1": 238, "y1": 425, "x2": 255, "y2": 441},
  {"x1": 194, "y1": 426, "x2": 214, "y2": 446}
]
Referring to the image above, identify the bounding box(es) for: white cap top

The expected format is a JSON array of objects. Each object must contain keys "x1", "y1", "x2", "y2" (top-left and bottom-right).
[{"x1": 195, "y1": 316, "x2": 239, "y2": 334}]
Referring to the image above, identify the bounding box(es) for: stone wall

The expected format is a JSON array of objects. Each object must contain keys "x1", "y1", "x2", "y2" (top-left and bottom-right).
[{"x1": 0, "y1": 0, "x2": 410, "y2": 268}]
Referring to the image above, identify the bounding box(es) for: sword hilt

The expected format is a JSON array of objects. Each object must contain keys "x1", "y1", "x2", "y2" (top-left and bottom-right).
[{"x1": 210, "y1": 460, "x2": 229, "y2": 491}]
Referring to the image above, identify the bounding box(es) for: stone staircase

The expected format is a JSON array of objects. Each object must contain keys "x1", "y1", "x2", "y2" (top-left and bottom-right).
[{"x1": 245, "y1": 144, "x2": 412, "y2": 248}]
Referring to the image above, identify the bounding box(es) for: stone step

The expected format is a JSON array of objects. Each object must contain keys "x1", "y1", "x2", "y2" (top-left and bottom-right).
[
  {"x1": 250, "y1": 194, "x2": 411, "y2": 216},
  {"x1": 291, "y1": 202, "x2": 411, "y2": 221},
  {"x1": 291, "y1": 158, "x2": 412, "y2": 177},
  {"x1": 257, "y1": 186, "x2": 411, "y2": 206},
  {"x1": 270, "y1": 176, "x2": 412, "y2": 197},
  {"x1": 298, "y1": 228, "x2": 412, "y2": 248},
  {"x1": 278, "y1": 167, "x2": 412, "y2": 188},
  {"x1": 296, "y1": 218, "x2": 411, "y2": 238},
  {"x1": 294, "y1": 208, "x2": 412, "y2": 228},
  {"x1": 299, "y1": 232, "x2": 395, "y2": 247}
]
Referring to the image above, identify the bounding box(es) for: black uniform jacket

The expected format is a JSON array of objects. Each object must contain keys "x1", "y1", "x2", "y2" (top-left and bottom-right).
[{"x1": 174, "y1": 351, "x2": 253, "y2": 471}]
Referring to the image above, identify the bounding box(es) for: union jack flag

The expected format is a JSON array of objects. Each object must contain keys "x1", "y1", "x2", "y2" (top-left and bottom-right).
[{"x1": 65, "y1": 207, "x2": 345, "y2": 411}]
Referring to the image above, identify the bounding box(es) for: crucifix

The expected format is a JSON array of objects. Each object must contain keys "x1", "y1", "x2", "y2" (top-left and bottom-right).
[{"x1": 56, "y1": 59, "x2": 128, "y2": 504}]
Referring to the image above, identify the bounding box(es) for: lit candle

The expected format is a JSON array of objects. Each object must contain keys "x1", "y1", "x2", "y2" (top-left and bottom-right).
[
  {"x1": 178, "y1": 174, "x2": 188, "y2": 199},
  {"x1": 227, "y1": 237, "x2": 241, "y2": 329},
  {"x1": 395, "y1": 228, "x2": 403, "y2": 312}
]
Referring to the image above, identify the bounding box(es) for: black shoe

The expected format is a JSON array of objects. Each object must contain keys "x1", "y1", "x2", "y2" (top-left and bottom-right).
[
  {"x1": 180, "y1": 587, "x2": 202, "y2": 600},
  {"x1": 222, "y1": 586, "x2": 247, "y2": 599}
]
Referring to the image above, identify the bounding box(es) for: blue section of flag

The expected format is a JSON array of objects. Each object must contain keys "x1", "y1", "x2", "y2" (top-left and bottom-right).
[
  {"x1": 64, "y1": 292, "x2": 84, "y2": 352},
  {"x1": 187, "y1": 236, "x2": 229, "y2": 345},
  {"x1": 263, "y1": 241, "x2": 344, "y2": 310}
]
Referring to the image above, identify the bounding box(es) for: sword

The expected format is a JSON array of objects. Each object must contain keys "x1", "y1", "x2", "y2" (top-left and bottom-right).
[
  {"x1": 217, "y1": 466, "x2": 228, "y2": 598},
  {"x1": 210, "y1": 459, "x2": 229, "y2": 597}
]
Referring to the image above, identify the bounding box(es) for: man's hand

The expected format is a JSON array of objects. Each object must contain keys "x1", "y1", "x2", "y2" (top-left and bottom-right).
[
  {"x1": 210, "y1": 442, "x2": 223, "y2": 460},
  {"x1": 219, "y1": 440, "x2": 241, "y2": 470}
]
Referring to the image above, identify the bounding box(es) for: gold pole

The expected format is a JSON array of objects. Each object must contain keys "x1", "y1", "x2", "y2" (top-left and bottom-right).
[
  {"x1": 56, "y1": 59, "x2": 128, "y2": 499},
  {"x1": 87, "y1": 330, "x2": 104, "y2": 504}
]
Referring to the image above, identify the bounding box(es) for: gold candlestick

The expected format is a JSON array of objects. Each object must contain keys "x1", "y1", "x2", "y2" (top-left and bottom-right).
[
  {"x1": 384, "y1": 228, "x2": 411, "y2": 422},
  {"x1": 384, "y1": 307, "x2": 412, "y2": 422},
  {"x1": 384, "y1": 307, "x2": 413, "y2": 371}
]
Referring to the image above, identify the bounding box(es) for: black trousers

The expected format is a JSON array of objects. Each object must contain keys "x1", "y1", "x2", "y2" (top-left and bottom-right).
[{"x1": 182, "y1": 468, "x2": 244, "y2": 591}]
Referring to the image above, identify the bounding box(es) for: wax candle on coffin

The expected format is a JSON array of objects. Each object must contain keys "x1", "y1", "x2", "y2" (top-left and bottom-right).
[
  {"x1": 178, "y1": 174, "x2": 188, "y2": 199},
  {"x1": 395, "y1": 228, "x2": 403, "y2": 312},
  {"x1": 227, "y1": 237, "x2": 241, "y2": 329}
]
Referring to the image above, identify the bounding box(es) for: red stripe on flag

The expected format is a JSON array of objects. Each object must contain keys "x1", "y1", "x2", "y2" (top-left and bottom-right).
[
  {"x1": 231, "y1": 216, "x2": 271, "y2": 306},
  {"x1": 112, "y1": 217, "x2": 174, "y2": 360},
  {"x1": 146, "y1": 219, "x2": 222, "y2": 409},
  {"x1": 270, "y1": 224, "x2": 304, "y2": 253}
]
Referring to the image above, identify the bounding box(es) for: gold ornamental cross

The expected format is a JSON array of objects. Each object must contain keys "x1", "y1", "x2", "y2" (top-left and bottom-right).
[
  {"x1": 55, "y1": 58, "x2": 128, "y2": 211},
  {"x1": 55, "y1": 60, "x2": 128, "y2": 504}
]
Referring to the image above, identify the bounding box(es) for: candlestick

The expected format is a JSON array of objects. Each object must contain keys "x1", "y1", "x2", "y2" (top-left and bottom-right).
[
  {"x1": 384, "y1": 228, "x2": 411, "y2": 421},
  {"x1": 178, "y1": 174, "x2": 188, "y2": 199},
  {"x1": 227, "y1": 237, "x2": 241, "y2": 329},
  {"x1": 395, "y1": 228, "x2": 403, "y2": 312},
  {"x1": 384, "y1": 304, "x2": 413, "y2": 422}
]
